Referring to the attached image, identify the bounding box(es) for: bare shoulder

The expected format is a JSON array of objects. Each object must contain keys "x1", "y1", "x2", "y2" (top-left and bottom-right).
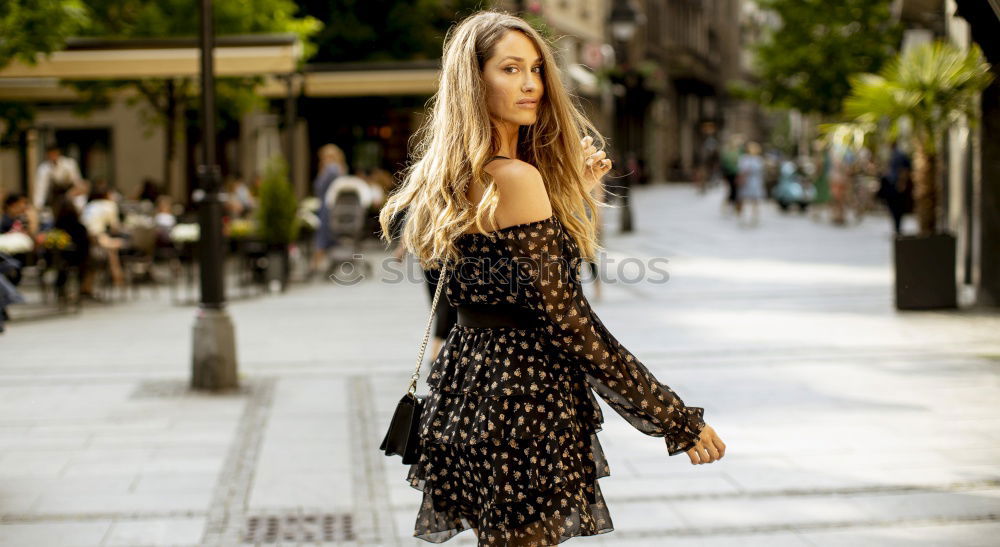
[{"x1": 483, "y1": 159, "x2": 553, "y2": 226}]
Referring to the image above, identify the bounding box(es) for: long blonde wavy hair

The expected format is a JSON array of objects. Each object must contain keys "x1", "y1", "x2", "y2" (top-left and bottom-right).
[{"x1": 378, "y1": 10, "x2": 608, "y2": 268}]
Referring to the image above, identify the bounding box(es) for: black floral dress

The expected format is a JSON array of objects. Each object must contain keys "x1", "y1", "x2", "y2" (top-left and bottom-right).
[{"x1": 406, "y1": 213, "x2": 706, "y2": 546}]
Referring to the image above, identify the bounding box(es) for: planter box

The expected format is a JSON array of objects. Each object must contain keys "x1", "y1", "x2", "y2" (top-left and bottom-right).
[{"x1": 893, "y1": 232, "x2": 958, "y2": 310}]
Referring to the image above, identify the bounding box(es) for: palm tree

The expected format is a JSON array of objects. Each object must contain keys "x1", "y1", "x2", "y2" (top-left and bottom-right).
[{"x1": 831, "y1": 40, "x2": 993, "y2": 235}]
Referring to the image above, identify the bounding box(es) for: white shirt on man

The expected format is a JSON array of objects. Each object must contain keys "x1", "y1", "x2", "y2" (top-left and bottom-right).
[{"x1": 34, "y1": 155, "x2": 82, "y2": 209}]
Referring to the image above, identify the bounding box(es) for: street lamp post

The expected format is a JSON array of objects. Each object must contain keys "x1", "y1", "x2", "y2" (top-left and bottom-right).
[
  {"x1": 192, "y1": 0, "x2": 238, "y2": 390},
  {"x1": 609, "y1": 0, "x2": 639, "y2": 233}
]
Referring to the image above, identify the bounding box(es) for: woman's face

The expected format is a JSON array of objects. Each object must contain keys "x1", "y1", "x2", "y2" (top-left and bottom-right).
[{"x1": 483, "y1": 30, "x2": 544, "y2": 128}]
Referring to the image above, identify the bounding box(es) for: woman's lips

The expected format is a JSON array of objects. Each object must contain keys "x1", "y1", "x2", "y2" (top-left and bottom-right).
[{"x1": 516, "y1": 99, "x2": 538, "y2": 108}]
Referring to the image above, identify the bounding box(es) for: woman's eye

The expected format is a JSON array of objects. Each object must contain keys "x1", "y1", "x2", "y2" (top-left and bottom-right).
[
  {"x1": 532, "y1": 65, "x2": 543, "y2": 73},
  {"x1": 504, "y1": 66, "x2": 518, "y2": 73}
]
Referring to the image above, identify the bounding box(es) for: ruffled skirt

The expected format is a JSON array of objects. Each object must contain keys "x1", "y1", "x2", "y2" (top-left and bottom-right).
[{"x1": 406, "y1": 325, "x2": 615, "y2": 545}]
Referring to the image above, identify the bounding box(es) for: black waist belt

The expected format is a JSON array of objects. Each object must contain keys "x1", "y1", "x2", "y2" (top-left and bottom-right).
[{"x1": 456, "y1": 303, "x2": 546, "y2": 328}]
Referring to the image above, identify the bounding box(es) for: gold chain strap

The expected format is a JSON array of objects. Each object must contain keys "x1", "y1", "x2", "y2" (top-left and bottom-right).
[{"x1": 408, "y1": 262, "x2": 449, "y2": 395}]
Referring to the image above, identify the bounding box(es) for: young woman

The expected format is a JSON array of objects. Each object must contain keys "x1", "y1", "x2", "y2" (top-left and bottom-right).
[
  {"x1": 311, "y1": 143, "x2": 347, "y2": 274},
  {"x1": 737, "y1": 141, "x2": 766, "y2": 226},
  {"x1": 379, "y1": 11, "x2": 725, "y2": 546}
]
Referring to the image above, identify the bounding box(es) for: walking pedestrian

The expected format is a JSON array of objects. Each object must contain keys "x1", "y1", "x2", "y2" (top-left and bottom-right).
[
  {"x1": 378, "y1": 11, "x2": 724, "y2": 546},
  {"x1": 696, "y1": 121, "x2": 720, "y2": 194},
  {"x1": 720, "y1": 136, "x2": 742, "y2": 215},
  {"x1": 310, "y1": 144, "x2": 346, "y2": 276},
  {"x1": 737, "y1": 141, "x2": 766, "y2": 226},
  {"x1": 877, "y1": 140, "x2": 913, "y2": 235}
]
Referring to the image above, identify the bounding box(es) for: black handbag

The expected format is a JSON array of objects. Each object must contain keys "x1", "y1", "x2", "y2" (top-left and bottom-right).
[{"x1": 379, "y1": 262, "x2": 449, "y2": 465}]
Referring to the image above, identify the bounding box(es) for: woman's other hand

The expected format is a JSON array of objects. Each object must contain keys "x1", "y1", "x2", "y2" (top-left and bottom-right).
[
  {"x1": 580, "y1": 135, "x2": 611, "y2": 189},
  {"x1": 685, "y1": 423, "x2": 725, "y2": 464}
]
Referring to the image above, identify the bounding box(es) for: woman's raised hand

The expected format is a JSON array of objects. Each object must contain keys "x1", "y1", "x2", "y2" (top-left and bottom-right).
[
  {"x1": 580, "y1": 135, "x2": 611, "y2": 186},
  {"x1": 685, "y1": 423, "x2": 726, "y2": 465}
]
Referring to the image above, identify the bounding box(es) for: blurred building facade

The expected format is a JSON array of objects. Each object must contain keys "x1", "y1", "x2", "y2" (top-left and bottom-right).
[
  {"x1": 498, "y1": 0, "x2": 756, "y2": 182},
  {"x1": 0, "y1": 0, "x2": 761, "y2": 203},
  {"x1": 637, "y1": 0, "x2": 748, "y2": 181}
]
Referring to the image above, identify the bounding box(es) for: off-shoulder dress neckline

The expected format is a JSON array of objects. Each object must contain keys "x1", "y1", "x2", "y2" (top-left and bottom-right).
[{"x1": 458, "y1": 214, "x2": 557, "y2": 239}]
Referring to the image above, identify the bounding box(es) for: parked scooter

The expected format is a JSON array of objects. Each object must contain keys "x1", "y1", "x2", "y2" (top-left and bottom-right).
[{"x1": 773, "y1": 160, "x2": 814, "y2": 213}]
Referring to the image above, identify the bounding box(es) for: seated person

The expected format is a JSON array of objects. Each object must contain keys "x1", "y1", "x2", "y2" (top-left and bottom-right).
[
  {"x1": 82, "y1": 182, "x2": 125, "y2": 287},
  {"x1": 153, "y1": 195, "x2": 177, "y2": 245},
  {"x1": 0, "y1": 251, "x2": 25, "y2": 332},
  {"x1": 2, "y1": 193, "x2": 38, "y2": 235},
  {"x1": 0, "y1": 193, "x2": 38, "y2": 288}
]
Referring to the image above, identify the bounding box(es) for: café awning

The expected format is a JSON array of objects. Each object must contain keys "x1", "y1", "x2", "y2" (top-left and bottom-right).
[
  {"x1": 0, "y1": 34, "x2": 301, "y2": 80},
  {"x1": 0, "y1": 55, "x2": 443, "y2": 101},
  {"x1": 295, "y1": 61, "x2": 441, "y2": 98}
]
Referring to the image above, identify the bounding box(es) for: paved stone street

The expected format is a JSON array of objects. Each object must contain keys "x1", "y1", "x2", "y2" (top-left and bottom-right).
[{"x1": 1, "y1": 182, "x2": 999, "y2": 546}]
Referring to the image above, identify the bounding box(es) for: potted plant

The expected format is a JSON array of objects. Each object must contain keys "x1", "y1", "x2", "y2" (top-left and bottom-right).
[
  {"x1": 830, "y1": 40, "x2": 993, "y2": 310},
  {"x1": 255, "y1": 158, "x2": 300, "y2": 292}
]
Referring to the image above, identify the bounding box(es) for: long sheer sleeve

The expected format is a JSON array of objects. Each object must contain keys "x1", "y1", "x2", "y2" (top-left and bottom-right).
[{"x1": 504, "y1": 218, "x2": 706, "y2": 456}]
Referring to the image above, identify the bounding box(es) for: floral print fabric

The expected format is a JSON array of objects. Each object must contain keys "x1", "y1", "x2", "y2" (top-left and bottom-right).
[{"x1": 406, "y1": 214, "x2": 705, "y2": 545}]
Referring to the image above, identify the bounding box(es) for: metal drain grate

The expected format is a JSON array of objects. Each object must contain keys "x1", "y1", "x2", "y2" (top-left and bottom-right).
[{"x1": 242, "y1": 512, "x2": 355, "y2": 543}]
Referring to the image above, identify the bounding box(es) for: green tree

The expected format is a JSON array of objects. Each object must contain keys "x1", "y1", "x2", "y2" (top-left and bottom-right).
[
  {"x1": 70, "y1": 0, "x2": 321, "y2": 194},
  {"x1": 828, "y1": 41, "x2": 993, "y2": 235},
  {"x1": 300, "y1": 0, "x2": 486, "y2": 63},
  {"x1": 740, "y1": 0, "x2": 901, "y2": 117},
  {"x1": 0, "y1": 0, "x2": 88, "y2": 146}
]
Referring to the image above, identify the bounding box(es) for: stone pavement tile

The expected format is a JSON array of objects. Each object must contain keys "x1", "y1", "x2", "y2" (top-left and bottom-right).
[
  {"x1": 0, "y1": 491, "x2": 41, "y2": 514},
  {"x1": 845, "y1": 488, "x2": 1000, "y2": 521},
  {"x1": 722, "y1": 463, "x2": 881, "y2": 493},
  {"x1": 29, "y1": 491, "x2": 208, "y2": 516},
  {"x1": 599, "y1": 474, "x2": 740, "y2": 499},
  {"x1": 941, "y1": 448, "x2": 1000, "y2": 467},
  {"x1": 64, "y1": 447, "x2": 156, "y2": 464},
  {"x1": 0, "y1": 477, "x2": 135, "y2": 515},
  {"x1": 29, "y1": 419, "x2": 173, "y2": 437},
  {"x1": 103, "y1": 517, "x2": 204, "y2": 546},
  {"x1": 85, "y1": 426, "x2": 234, "y2": 449},
  {"x1": 248, "y1": 378, "x2": 353, "y2": 511},
  {"x1": 257, "y1": 417, "x2": 350, "y2": 444},
  {"x1": 796, "y1": 520, "x2": 1000, "y2": 546},
  {"x1": 782, "y1": 449, "x2": 958, "y2": 472},
  {"x1": 796, "y1": 462, "x2": 1000, "y2": 490},
  {"x1": 59, "y1": 460, "x2": 145, "y2": 478},
  {"x1": 670, "y1": 495, "x2": 867, "y2": 529},
  {"x1": 1, "y1": 476, "x2": 133, "y2": 495},
  {"x1": 138, "y1": 457, "x2": 223, "y2": 475},
  {"x1": 0, "y1": 385, "x2": 131, "y2": 421},
  {"x1": 266, "y1": 377, "x2": 351, "y2": 415},
  {"x1": 0, "y1": 450, "x2": 73, "y2": 478},
  {"x1": 151, "y1": 444, "x2": 230, "y2": 460},
  {"x1": 0, "y1": 521, "x2": 112, "y2": 546},
  {"x1": 590, "y1": 531, "x2": 809, "y2": 546},
  {"x1": 249, "y1": 472, "x2": 353, "y2": 509},
  {"x1": 621, "y1": 453, "x2": 795, "y2": 481},
  {"x1": 108, "y1": 403, "x2": 244, "y2": 425},
  {"x1": 0, "y1": 430, "x2": 89, "y2": 451},
  {"x1": 60, "y1": 454, "x2": 223, "y2": 477},
  {"x1": 607, "y1": 500, "x2": 688, "y2": 532},
  {"x1": 130, "y1": 472, "x2": 217, "y2": 495}
]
